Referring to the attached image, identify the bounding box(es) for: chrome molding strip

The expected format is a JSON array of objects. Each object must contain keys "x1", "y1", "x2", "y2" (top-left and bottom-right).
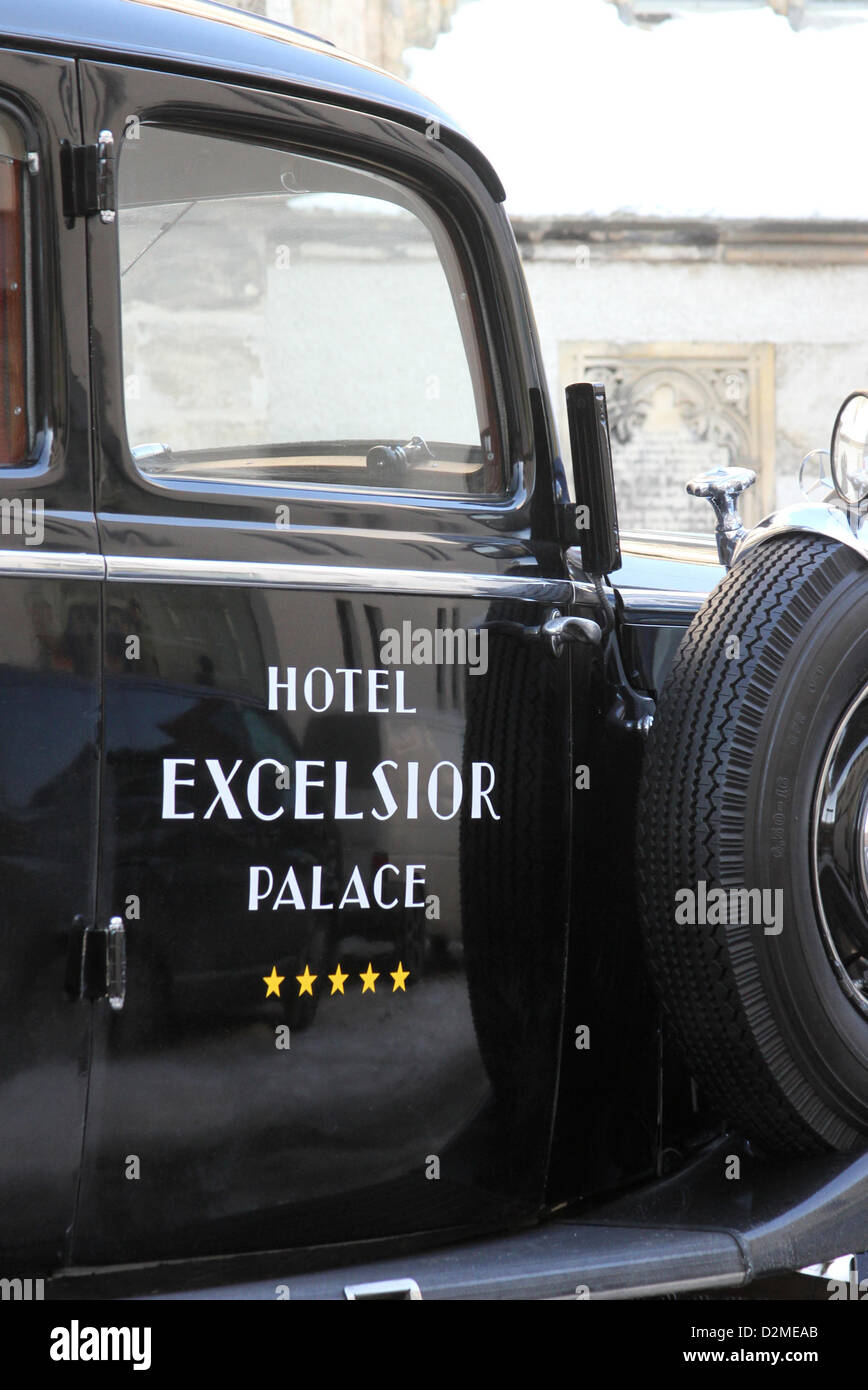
[
  {"x1": 0, "y1": 550, "x2": 104, "y2": 579},
  {"x1": 0, "y1": 551, "x2": 711, "y2": 624},
  {"x1": 105, "y1": 554, "x2": 574, "y2": 602},
  {"x1": 572, "y1": 575, "x2": 709, "y2": 623},
  {"x1": 617, "y1": 586, "x2": 711, "y2": 623},
  {"x1": 618, "y1": 530, "x2": 720, "y2": 565}
]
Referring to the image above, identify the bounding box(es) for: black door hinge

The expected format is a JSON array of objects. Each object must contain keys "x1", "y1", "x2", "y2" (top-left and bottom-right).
[{"x1": 61, "y1": 130, "x2": 115, "y2": 226}]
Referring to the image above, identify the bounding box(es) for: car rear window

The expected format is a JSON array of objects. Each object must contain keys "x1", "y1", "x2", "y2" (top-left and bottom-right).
[{"x1": 0, "y1": 112, "x2": 31, "y2": 465}]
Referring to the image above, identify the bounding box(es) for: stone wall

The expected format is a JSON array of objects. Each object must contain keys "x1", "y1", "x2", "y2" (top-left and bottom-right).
[{"x1": 515, "y1": 218, "x2": 868, "y2": 526}]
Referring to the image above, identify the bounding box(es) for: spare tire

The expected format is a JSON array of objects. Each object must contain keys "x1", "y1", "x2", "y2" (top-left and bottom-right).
[{"x1": 637, "y1": 533, "x2": 868, "y2": 1155}]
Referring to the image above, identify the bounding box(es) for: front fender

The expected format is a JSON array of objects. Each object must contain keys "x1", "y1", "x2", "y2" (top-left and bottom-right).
[{"x1": 735, "y1": 500, "x2": 868, "y2": 567}]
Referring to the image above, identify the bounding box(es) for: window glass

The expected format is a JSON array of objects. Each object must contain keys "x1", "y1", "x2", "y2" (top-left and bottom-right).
[
  {"x1": 118, "y1": 127, "x2": 504, "y2": 495},
  {"x1": 0, "y1": 112, "x2": 30, "y2": 465}
]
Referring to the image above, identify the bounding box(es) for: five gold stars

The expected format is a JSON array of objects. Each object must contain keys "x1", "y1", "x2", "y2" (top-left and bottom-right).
[
  {"x1": 328, "y1": 963, "x2": 348, "y2": 995},
  {"x1": 263, "y1": 966, "x2": 284, "y2": 998},
  {"x1": 265, "y1": 961, "x2": 409, "y2": 999}
]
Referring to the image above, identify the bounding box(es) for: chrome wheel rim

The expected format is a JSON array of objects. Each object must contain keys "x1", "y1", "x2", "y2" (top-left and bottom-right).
[{"x1": 812, "y1": 679, "x2": 868, "y2": 1022}]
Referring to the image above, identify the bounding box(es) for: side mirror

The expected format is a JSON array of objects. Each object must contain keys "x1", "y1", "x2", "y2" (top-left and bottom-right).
[
  {"x1": 564, "y1": 382, "x2": 621, "y2": 577},
  {"x1": 831, "y1": 391, "x2": 868, "y2": 508}
]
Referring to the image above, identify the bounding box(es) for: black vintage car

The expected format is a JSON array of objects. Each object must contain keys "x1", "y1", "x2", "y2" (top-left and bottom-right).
[{"x1": 0, "y1": 0, "x2": 866, "y2": 1301}]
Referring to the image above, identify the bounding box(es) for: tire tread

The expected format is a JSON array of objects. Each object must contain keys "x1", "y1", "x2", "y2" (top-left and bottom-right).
[{"x1": 638, "y1": 534, "x2": 863, "y2": 1154}]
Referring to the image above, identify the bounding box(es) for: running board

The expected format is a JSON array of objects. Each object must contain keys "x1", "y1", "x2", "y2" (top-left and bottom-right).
[{"x1": 52, "y1": 1137, "x2": 868, "y2": 1300}]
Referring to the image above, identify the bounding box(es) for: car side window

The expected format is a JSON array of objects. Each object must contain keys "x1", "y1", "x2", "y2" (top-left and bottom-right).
[
  {"x1": 0, "y1": 110, "x2": 33, "y2": 466},
  {"x1": 117, "y1": 126, "x2": 506, "y2": 496}
]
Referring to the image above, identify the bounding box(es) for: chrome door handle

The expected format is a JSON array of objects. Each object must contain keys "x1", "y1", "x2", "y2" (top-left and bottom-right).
[
  {"x1": 479, "y1": 608, "x2": 602, "y2": 656},
  {"x1": 105, "y1": 915, "x2": 126, "y2": 1011},
  {"x1": 540, "y1": 611, "x2": 602, "y2": 655},
  {"x1": 78, "y1": 915, "x2": 127, "y2": 1009}
]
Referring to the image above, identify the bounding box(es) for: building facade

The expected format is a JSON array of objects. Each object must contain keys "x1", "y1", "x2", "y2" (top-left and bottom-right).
[{"x1": 514, "y1": 217, "x2": 868, "y2": 532}]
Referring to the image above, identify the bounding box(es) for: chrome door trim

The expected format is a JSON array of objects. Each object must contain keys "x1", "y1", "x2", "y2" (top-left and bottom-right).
[
  {"x1": 0, "y1": 550, "x2": 104, "y2": 579},
  {"x1": 105, "y1": 554, "x2": 574, "y2": 602}
]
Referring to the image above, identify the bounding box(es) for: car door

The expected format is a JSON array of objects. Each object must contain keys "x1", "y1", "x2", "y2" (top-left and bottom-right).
[
  {"x1": 74, "y1": 59, "x2": 576, "y2": 1267},
  {"x1": 0, "y1": 51, "x2": 99, "y2": 1271}
]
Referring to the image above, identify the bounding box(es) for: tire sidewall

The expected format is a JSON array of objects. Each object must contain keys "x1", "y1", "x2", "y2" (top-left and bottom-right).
[{"x1": 742, "y1": 564, "x2": 868, "y2": 1138}]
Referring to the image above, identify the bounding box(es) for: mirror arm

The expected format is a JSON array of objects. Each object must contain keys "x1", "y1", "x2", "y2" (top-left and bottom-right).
[{"x1": 686, "y1": 467, "x2": 757, "y2": 569}]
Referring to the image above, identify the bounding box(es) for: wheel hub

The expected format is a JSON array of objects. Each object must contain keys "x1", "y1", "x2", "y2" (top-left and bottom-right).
[
  {"x1": 860, "y1": 790, "x2": 868, "y2": 910},
  {"x1": 813, "y1": 681, "x2": 868, "y2": 1019}
]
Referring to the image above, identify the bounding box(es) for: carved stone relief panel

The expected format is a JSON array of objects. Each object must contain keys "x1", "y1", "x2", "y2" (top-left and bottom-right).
[{"x1": 559, "y1": 342, "x2": 776, "y2": 535}]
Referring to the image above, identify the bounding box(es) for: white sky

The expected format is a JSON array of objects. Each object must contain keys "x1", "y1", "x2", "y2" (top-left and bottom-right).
[{"x1": 406, "y1": 0, "x2": 868, "y2": 219}]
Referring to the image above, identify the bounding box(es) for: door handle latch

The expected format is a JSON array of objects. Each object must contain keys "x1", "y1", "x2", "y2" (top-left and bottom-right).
[
  {"x1": 480, "y1": 608, "x2": 602, "y2": 657},
  {"x1": 540, "y1": 610, "x2": 603, "y2": 655},
  {"x1": 78, "y1": 915, "x2": 126, "y2": 1010},
  {"x1": 104, "y1": 916, "x2": 126, "y2": 1011}
]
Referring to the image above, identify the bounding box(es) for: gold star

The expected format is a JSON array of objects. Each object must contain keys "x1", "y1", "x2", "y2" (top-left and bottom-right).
[
  {"x1": 296, "y1": 965, "x2": 317, "y2": 996},
  {"x1": 390, "y1": 961, "x2": 410, "y2": 992},
  {"x1": 328, "y1": 964, "x2": 348, "y2": 995},
  {"x1": 360, "y1": 962, "x2": 379, "y2": 994},
  {"x1": 263, "y1": 966, "x2": 284, "y2": 998}
]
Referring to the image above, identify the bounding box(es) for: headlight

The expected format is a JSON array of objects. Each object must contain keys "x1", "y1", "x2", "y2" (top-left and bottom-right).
[{"x1": 831, "y1": 391, "x2": 868, "y2": 507}]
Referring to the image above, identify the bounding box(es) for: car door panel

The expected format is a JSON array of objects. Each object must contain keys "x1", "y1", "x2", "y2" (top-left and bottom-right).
[{"x1": 74, "y1": 60, "x2": 574, "y2": 1265}]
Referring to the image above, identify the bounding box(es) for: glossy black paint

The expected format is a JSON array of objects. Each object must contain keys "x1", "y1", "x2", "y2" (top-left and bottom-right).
[
  {"x1": 0, "y1": 2, "x2": 730, "y2": 1279},
  {"x1": 565, "y1": 383, "x2": 621, "y2": 577},
  {"x1": 0, "y1": 51, "x2": 97, "y2": 1268},
  {"x1": 46, "y1": 1135, "x2": 868, "y2": 1298},
  {"x1": 74, "y1": 583, "x2": 574, "y2": 1264},
  {"x1": 67, "y1": 50, "x2": 580, "y2": 1264}
]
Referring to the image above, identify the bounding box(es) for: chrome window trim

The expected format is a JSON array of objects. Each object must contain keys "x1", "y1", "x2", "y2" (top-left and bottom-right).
[
  {"x1": 135, "y1": 465, "x2": 526, "y2": 514},
  {"x1": 104, "y1": 554, "x2": 573, "y2": 602}
]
